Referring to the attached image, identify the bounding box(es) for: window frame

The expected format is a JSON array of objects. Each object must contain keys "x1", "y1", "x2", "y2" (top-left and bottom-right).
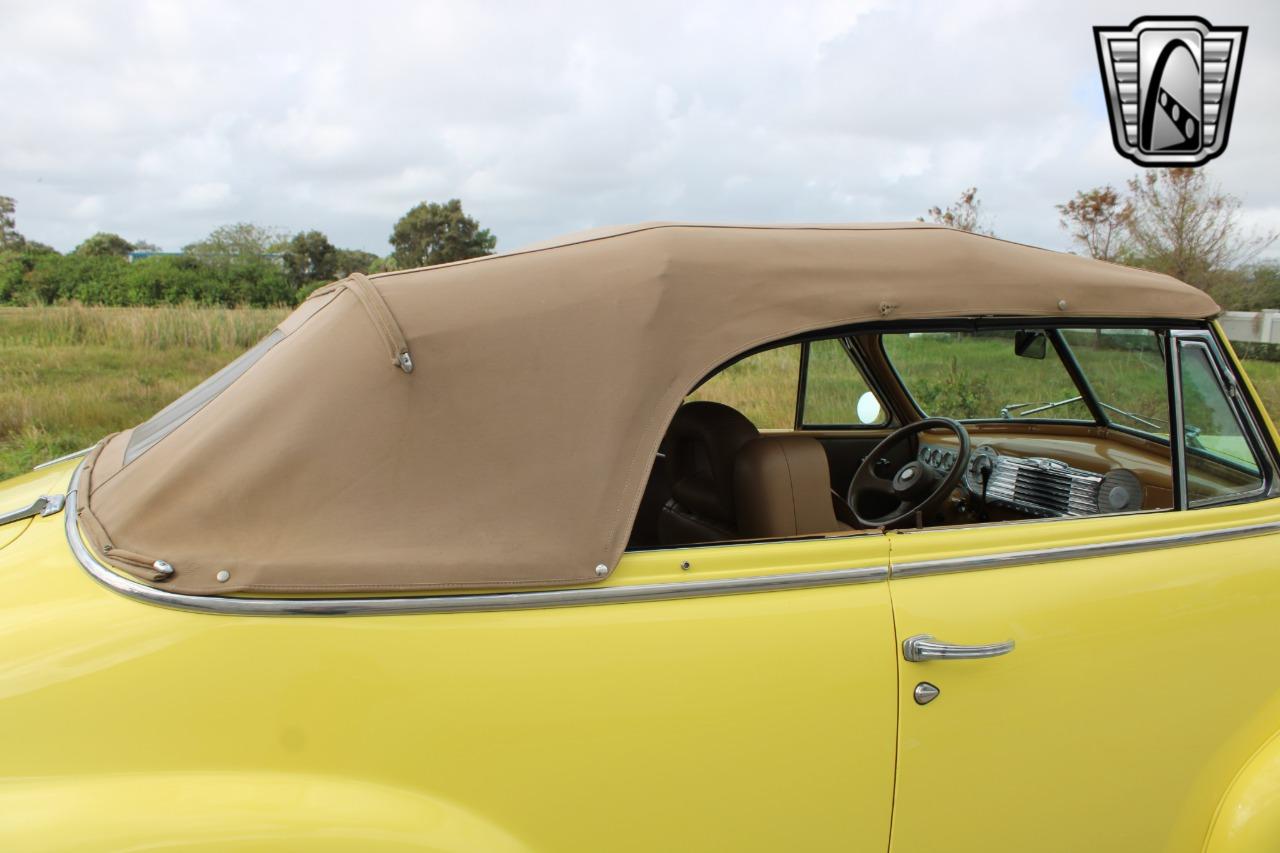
[
  {"x1": 1169, "y1": 328, "x2": 1277, "y2": 509},
  {"x1": 796, "y1": 337, "x2": 894, "y2": 431}
]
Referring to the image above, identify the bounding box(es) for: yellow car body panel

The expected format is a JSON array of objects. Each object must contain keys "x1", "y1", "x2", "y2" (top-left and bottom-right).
[
  {"x1": 0, "y1": 772, "x2": 529, "y2": 853},
  {"x1": 1204, "y1": 730, "x2": 1280, "y2": 853},
  {"x1": 0, "y1": 470, "x2": 897, "y2": 851},
  {"x1": 886, "y1": 497, "x2": 1280, "y2": 853}
]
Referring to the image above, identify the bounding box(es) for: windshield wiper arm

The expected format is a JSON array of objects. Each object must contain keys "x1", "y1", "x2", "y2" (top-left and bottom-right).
[
  {"x1": 1003, "y1": 397, "x2": 1166, "y2": 432},
  {"x1": 1001, "y1": 395, "x2": 1083, "y2": 419},
  {"x1": 1097, "y1": 402, "x2": 1165, "y2": 432}
]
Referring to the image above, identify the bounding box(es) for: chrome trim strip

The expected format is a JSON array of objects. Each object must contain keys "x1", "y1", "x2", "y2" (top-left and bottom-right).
[
  {"x1": 892, "y1": 520, "x2": 1280, "y2": 580},
  {"x1": 0, "y1": 494, "x2": 65, "y2": 527},
  {"x1": 63, "y1": 464, "x2": 886, "y2": 617},
  {"x1": 33, "y1": 447, "x2": 92, "y2": 471},
  {"x1": 1167, "y1": 330, "x2": 1190, "y2": 510}
]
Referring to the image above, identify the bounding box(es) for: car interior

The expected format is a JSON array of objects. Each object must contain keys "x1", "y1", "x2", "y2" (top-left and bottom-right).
[{"x1": 625, "y1": 324, "x2": 1271, "y2": 551}]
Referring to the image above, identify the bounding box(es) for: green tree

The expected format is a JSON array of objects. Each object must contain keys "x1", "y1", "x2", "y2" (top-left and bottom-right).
[
  {"x1": 183, "y1": 223, "x2": 292, "y2": 307},
  {"x1": 282, "y1": 230, "x2": 338, "y2": 289},
  {"x1": 22, "y1": 253, "x2": 130, "y2": 304},
  {"x1": 920, "y1": 187, "x2": 995, "y2": 236},
  {"x1": 0, "y1": 251, "x2": 30, "y2": 302},
  {"x1": 1121, "y1": 168, "x2": 1276, "y2": 290},
  {"x1": 334, "y1": 248, "x2": 380, "y2": 277},
  {"x1": 1208, "y1": 264, "x2": 1280, "y2": 311},
  {"x1": 1, "y1": 195, "x2": 23, "y2": 248},
  {"x1": 390, "y1": 199, "x2": 496, "y2": 269},
  {"x1": 184, "y1": 222, "x2": 285, "y2": 261},
  {"x1": 0, "y1": 201, "x2": 58, "y2": 303},
  {"x1": 74, "y1": 232, "x2": 135, "y2": 257},
  {"x1": 1056, "y1": 186, "x2": 1131, "y2": 261}
]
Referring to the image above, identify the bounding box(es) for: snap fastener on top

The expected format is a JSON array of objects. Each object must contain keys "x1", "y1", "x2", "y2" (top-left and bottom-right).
[
  {"x1": 594, "y1": 564, "x2": 608, "y2": 577},
  {"x1": 216, "y1": 570, "x2": 230, "y2": 583}
]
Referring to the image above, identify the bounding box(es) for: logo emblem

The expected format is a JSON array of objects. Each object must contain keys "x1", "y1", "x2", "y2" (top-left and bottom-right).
[{"x1": 1094, "y1": 16, "x2": 1247, "y2": 167}]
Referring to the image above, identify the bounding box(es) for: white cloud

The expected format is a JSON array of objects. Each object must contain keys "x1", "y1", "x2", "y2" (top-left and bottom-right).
[
  {"x1": 1, "y1": 0, "x2": 1277, "y2": 259},
  {"x1": 71, "y1": 195, "x2": 104, "y2": 220},
  {"x1": 176, "y1": 182, "x2": 233, "y2": 211}
]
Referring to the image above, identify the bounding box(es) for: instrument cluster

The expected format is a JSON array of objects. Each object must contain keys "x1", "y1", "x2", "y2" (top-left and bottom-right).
[
  {"x1": 919, "y1": 444, "x2": 959, "y2": 472},
  {"x1": 917, "y1": 442, "x2": 1144, "y2": 518}
]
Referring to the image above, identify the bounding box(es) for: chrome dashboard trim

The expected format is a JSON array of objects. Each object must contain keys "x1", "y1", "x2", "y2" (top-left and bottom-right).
[
  {"x1": 891, "y1": 519, "x2": 1280, "y2": 580},
  {"x1": 63, "y1": 464, "x2": 887, "y2": 617}
]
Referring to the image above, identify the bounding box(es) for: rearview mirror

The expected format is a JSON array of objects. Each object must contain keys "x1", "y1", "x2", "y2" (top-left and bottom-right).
[
  {"x1": 1015, "y1": 330, "x2": 1048, "y2": 359},
  {"x1": 857, "y1": 391, "x2": 883, "y2": 425}
]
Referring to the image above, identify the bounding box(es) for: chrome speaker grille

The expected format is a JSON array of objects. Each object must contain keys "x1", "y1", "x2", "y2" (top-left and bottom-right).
[{"x1": 986, "y1": 457, "x2": 1102, "y2": 517}]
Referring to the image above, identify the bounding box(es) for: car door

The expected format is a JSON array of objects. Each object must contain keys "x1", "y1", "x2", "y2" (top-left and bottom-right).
[
  {"x1": 600, "y1": 533, "x2": 899, "y2": 851},
  {"x1": 10, "y1": 468, "x2": 901, "y2": 852},
  {"x1": 886, "y1": 331, "x2": 1280, "y2": 852}
]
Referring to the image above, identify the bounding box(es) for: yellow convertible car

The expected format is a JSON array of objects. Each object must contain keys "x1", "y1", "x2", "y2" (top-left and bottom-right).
[{"x1": 3, "y1": 223, "x2": 1280, "y2": 852}]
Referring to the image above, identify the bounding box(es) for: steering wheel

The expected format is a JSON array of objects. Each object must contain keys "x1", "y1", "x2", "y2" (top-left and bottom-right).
[{"x1": 846, "y1": 417, "x2": 971, "y2": 529}]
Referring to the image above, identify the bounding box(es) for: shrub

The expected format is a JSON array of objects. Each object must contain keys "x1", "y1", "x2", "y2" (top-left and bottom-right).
[{"x1": 0, "y1": 252, "x2": 297, "y2": 308}]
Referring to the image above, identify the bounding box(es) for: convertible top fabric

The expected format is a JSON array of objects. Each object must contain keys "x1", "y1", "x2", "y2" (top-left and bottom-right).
[{"x1": 77, "y1": 222, "x2": 1219, "y2": 595}]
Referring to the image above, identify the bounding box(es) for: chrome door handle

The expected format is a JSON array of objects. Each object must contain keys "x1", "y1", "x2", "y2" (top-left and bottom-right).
[{"x1": 903, "y1": 634, "x2": 1015, "y2": 662}]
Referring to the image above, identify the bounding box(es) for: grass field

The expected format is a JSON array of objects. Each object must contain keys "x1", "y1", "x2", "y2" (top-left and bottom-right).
[
  {"x1": 3, "y1": 307, "x2": 1280, "y2": 481},
  {"x1": 0, "y1": 305, "x2": 287, "y2": 479}
]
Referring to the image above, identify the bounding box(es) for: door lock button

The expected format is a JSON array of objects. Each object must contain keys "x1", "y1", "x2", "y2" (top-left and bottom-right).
[{"x1": 913, "y1": 681, "x2": 940, "y2": 705}]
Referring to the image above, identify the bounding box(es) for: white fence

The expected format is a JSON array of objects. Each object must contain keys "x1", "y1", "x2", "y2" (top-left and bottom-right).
[{"x1": 1220, "y1": 310, "x2": 1280, "y2": 344}]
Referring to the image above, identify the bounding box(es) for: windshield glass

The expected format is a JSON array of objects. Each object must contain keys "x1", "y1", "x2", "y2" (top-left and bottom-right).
[
  {"x1": 1058, "y1": 328, "x2": 1169, "y2": 436},
  {"x1": 882, "y1": 330, "x2": 1093, "y2": 421}
]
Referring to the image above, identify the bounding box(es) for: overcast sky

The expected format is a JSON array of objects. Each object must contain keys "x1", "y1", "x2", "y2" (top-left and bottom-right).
[{"x1": 4, "y1": 0, "x2": 1278, "y2": 257}]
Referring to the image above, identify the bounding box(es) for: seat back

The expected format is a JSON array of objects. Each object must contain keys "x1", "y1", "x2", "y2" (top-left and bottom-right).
[
  {"x1": 658, "y1": 401, "x2": 759, "y2": 545},
  {"x1": 734, "y1": 435, "x2": 845, "y2": 539}
]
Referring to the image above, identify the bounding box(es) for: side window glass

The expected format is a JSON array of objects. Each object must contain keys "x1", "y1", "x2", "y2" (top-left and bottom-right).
[
  {"x1": 801, "y1": 339, "x2": 887, "y2": 427},
  {"x1": 687, "y1": 344, "x2": 799, "y2": 430},
  {"x1": 1178, "y1": 341, "x2": 1265, "y2": 504}
]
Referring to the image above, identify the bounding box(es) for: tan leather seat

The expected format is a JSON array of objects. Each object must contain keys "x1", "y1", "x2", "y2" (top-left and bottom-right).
[
  {"x1": 734, "y1": 435, "x2": 849, "y2": 539},
  {"x1": 658, "y1": 401, "x2": 759, "y2": 545}
]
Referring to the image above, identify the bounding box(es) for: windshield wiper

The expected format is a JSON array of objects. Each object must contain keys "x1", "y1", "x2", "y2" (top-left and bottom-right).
[
  {"x1": 1098, "y1": 402, "x2": 1165, "y2": 432},
  {"x1": 1001, "y1": 397, "x2": 1165, "y2": 431},
  {"x1": 1000, "y1": 396, "x2": 1083, "y2": 419}
]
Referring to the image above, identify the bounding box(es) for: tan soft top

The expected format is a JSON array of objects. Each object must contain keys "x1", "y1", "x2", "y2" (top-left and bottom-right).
[{"x1": 77, "y1": 222, "x2": 1219, "y2": 595}]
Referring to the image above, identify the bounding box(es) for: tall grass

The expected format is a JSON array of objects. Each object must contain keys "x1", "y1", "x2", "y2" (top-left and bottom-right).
[
  {"x1": 689, "y1": 345, "x2": 801, "y2": 428},
  {"x1": 0, "y1": 305, "x2": 287, "y2": 479},
  {"x1": 0, "y1": 304, "x2": 281, "y2": 349}
]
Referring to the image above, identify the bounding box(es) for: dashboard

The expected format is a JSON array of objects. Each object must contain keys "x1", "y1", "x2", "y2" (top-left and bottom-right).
[{"x1": 918, "y1": 442, "x2": 1146, "y2": 518}]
